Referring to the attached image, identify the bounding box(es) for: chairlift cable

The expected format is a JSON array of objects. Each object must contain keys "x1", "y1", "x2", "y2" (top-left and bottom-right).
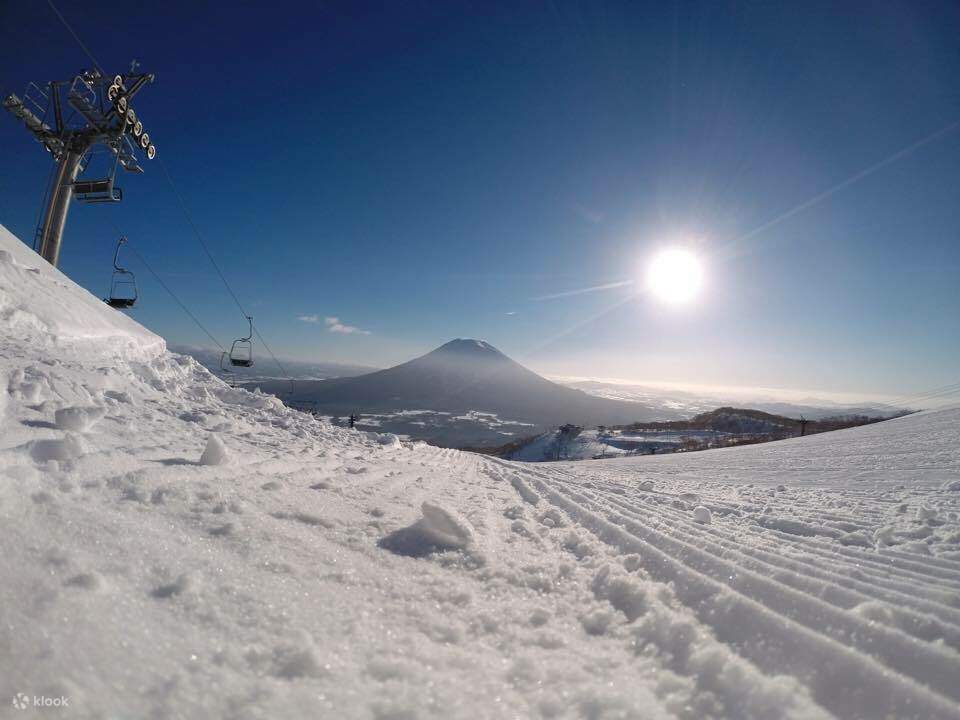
[
  {"x1": 156, "y1": 157, "x2": 251, "y2": 321},
  {"x1": 123, "y1": 239, "x2": 226, "y2": 352},
  {"x1": 156, "y1": 158, "x2": 294, "y2": 387},
  {"x1": 45, "y1": 0, "x2": 105, "y2": 76},
  {"x1": 887, "y1": 381, "x2": 960, "y2": 404},
  {"x1": 32, "y1": 162, "x2": 59, "y2": 252},
  {"x1": 897, "y1": 387, "x2": 960, "y2": 406},
  {"x1": 253, "y1": 326, "x2": 295, "y2": 394},
  {"x1": 878, "y1": 381, "x2": 960, "y2": 409}
]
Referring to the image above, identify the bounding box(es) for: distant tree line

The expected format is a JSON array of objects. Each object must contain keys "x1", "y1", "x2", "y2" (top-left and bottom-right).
[{"x1": 619, "y1": 407, "x2": 911, "y2": 437}]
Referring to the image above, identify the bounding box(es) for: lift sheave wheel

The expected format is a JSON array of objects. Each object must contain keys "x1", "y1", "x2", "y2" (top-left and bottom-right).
[{"x1": 146, "y1": 144, "x2": 156, "y2": 160}]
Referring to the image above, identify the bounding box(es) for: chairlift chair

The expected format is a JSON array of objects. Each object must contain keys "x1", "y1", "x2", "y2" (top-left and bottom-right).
[
  {"x1": 228, "y1": 316, "x2": 254, "y2": 368},
  {"x1": 74, "y1": 176, "x2": 123, "y2": 203},
  {"x1": 105, "y1": 237, "x2": 138, "y2": 308}
]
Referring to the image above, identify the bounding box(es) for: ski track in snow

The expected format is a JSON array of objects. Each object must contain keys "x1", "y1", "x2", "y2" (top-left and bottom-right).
[{"x1": 1, "y1": 223, "x2": 960, "y2": 719}]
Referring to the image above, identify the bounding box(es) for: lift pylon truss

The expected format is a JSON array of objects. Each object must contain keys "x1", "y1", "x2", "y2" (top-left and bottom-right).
[{"x1": 3, "y1": 67, "x2": 158, "y2": 266}]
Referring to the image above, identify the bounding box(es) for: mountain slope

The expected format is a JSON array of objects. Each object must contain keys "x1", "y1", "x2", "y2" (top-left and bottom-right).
[
  {"x1": 2, "y1": 223, "x2": 959, "y2": 719},
  {"x1": 248, "y1": 338, "x2": 675, "y2": 429}
]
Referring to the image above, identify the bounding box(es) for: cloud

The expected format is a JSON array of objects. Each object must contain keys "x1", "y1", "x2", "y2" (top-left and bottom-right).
[
  {"x1": 299, "y1": 314, "x2": 371, "y2": 335},
  {"x1": 324, "y1": 316, "x2": 371, "y2": 335},
  {"x1": 506, "y1": 311, "x2": 518, "y2": 316}
]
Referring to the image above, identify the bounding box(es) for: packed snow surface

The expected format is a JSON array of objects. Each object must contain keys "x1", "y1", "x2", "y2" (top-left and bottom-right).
[{"x1": 2, "y1": 222, "x2": 960, "y2": 719}]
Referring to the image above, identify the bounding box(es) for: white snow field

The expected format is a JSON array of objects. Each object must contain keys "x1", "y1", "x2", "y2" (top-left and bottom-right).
[{"x1": 1, "y1": 221, "x2": 959, "y2": 720}]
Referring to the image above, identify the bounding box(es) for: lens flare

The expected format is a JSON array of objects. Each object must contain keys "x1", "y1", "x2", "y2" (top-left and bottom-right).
[{"x1": 645, "y1": 248, "x2": 704, "y2": 305}]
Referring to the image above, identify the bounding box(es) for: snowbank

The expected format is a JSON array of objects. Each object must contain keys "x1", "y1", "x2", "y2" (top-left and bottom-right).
[{"x1": 0, "y1": 224, "x2": 164, "y2": 362}]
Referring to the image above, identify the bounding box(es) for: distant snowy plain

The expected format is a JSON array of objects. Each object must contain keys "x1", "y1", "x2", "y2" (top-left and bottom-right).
[{"x1": 1, "y1": 223, "x2": 959, "y2": 719}]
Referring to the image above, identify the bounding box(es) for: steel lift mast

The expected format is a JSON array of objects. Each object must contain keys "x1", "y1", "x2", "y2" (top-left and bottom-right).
[{"x1": 3, "y1": 66, "x2": 157, "y2": 267}]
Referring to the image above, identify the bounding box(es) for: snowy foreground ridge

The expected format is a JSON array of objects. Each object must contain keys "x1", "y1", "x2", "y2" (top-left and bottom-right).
[{"x1": 1, "y1": 223, "x2": 960, "y2": 720}]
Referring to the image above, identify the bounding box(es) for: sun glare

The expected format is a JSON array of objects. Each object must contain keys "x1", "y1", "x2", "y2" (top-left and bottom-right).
[{"x1": 645, "y1": 248, "x2": 704, "y2": 305}]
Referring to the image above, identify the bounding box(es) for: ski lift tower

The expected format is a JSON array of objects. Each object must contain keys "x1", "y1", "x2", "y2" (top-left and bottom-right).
[{"x1": 3, "y1": 66, "x2": 157, "y2": 267}]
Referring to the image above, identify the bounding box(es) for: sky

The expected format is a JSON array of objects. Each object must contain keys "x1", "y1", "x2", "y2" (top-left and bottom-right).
[{"x1": 1, "y1": 0, "x2": 958, "y2": 401}]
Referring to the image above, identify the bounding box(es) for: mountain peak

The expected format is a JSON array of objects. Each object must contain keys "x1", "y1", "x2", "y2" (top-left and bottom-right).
[{"x1": 433, "y1": 338, "x2": 502, "y2": 355}]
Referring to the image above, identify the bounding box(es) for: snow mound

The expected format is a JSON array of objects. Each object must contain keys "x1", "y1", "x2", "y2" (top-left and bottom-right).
[
  {"x1": 379, "y1": 501, "x2": 474, "y2": 557},
  {"x1": 54, "y1": 406, "x2": 105, "y2": 432},
  {"x1": 199, "y1": 434, "x2": 230, "y2": 465}
]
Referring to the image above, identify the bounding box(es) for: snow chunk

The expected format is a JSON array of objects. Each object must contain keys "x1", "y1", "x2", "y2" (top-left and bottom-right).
[
  {"x1": 199, "y1": 434, "x2": 229, "y2": 466},
  {"x1": 54, "y1": 405, "x2": 105, "y2": 432},
  {"x1": 562, "y1": 531, "x2": 595, "y2": 559},
  {"x1": 272, "y1": 643, "x2": 327, "y2": 679},
  {"x1": 503, "y1": 504, "x2": 525, "y2": 520},
  {"x1": 852, "y1": 601, "x2": 895, "y2": 625},
  {"x1": 580, "y1": 608, "x2": 617, "y2": 636},
  {"x1": 592, "y1": 565, "x2": 648, "y2": 621},
  {"x1": 538, "y1": 508, "x2": 567, "y2": 528},
  {"x1": 639, "y1": 480, "x2": 655, "y2": 491},
  {"x1": 838, "y1": 530, "x2": 873, "y2": 547},
  {"x1": 379, "y1": 502, "x2": 473, "y2": 557},
  {"x1": 420, "y1": 502, "x2": 473, "y2": 547},
  {"x1": 693, "y1": 506, "x2": 712, "y2": 524},
  {"x1": 151, "y1": 572, "x2": 193, "y2": 599},
  {"x1": 65, "y1": 572, "x2": 102, "y2": 591},
  {"x1": 29, "y1": 433, "x2": 87, "y2": 463}
]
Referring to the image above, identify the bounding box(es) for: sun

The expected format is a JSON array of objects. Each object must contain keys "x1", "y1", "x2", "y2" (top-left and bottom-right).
[{"x1": 645, "y1": 248, "x2": 704, "y2": 305}]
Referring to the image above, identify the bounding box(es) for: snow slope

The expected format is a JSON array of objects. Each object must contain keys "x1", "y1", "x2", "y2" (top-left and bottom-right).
[{"x1": 1, "y1": 222, "x2": 959, "y2": 719}]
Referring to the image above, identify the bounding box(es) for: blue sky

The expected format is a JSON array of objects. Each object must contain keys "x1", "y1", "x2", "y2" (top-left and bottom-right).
[{"x1": 1, "y1": 0, "x2": 958, "y2": 398}]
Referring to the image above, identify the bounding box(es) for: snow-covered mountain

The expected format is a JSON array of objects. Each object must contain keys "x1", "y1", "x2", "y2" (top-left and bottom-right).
[
  {"x1": 245, "y1": 339, "x2": 685, "y2": 446},
  {"x1": 2, "y1": 221, "x2": 960, "y2": 720}
]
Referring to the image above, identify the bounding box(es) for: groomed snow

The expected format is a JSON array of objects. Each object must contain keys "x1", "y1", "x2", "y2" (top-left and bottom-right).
[{"x1": 1, "y1": 222, "x2": 959, "y2": 719}]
